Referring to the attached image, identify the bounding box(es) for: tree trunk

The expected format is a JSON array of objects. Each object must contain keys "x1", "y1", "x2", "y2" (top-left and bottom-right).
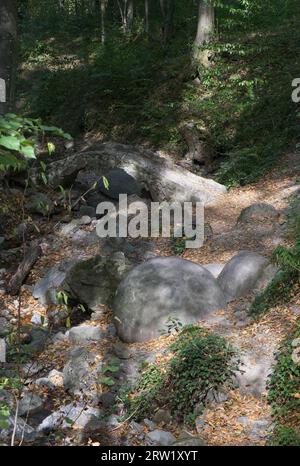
[
  {"x1": 160, "y1": 0, "x2": 174, "y2": 44},
  {"x1": 0, "y1": 0, "x2": 17, "y2": 115},
  {"x1": 193, "y1": 0, "x2": 215, "y2": 66},
  {"x1": 144, "y1": 0, "x2": 149, "y2": 34},
  {"x1": 100, "y1": 0, "x2": 107, "y2": 44}
]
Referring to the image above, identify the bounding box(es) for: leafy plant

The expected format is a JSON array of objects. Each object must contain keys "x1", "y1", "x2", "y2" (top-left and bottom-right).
[
  {"x1": 267, "y1": 327, "x2": 300, "y2": 446},
  {"x1": 127, "y1": 325, "x2": 239, "y2": 422},
  {"x1": 0, "y1": 113, "x2": 72, "y2": 171}
]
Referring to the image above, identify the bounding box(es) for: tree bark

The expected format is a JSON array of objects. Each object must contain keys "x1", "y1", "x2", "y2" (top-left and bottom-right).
[
  {"x1": 0, "y1": 0, "x2": 17, "y2": 115},
  {"x1": 160, "y1": 0, "x2": 174, "y2": 44},
  {"x1": 194, "y1": 0, "x2": 214, "y2": 47},
  {"x1": 144, "y1": 0, "x2": 149, "y2": 34},
  {"x1": 193, "y1": 0, "x2": 215, "y2": 66}
]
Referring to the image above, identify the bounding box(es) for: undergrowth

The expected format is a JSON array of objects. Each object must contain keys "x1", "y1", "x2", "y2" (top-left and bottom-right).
[
  {"x1": 124, "y1": 325, "x2": 239, "y2": 425},
  {"x1": 267, "y1": 326, "x2": 300, "y2": 446}
]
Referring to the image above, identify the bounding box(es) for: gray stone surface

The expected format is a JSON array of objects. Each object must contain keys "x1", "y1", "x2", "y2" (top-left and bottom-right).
[
  {"x1": 37, "y1": 403, "x2": 103, "y2": 433},
  {"x1": 19, "y1": 392, "x2": 45, "y2": 417},
  {"x1": 98, "y1": 168, "x2": 143, "y2": 199},
  {"x1": 63, "y1": 347, "x2": 97, "y2": 394},
  {"x1": 235, "y1": 353, "x2": 273, "y2": 397},
  {"x1": 218, "y1": 251, "x2": 278, "y2": 299},
  {"x1": 63, "y1": 252, "x2": 132, "y2": 310},
  {"x1": 146, "y1": 429, "x2": 176, "y2": 446},
  {"x1": 68, "y1": 325, "x2": 103, "y2": 345},
  {"x1": 32, "y1": 259, "x2": 80, "y2": 305},
  {"x1": 237, "y1": 203, "x2": 279, "y2": 226},
  {"x1": 34, "y1": 142, "x2": 227, "y2": 205},
  {"x1": 113, "y1": 257, "x2": 227, "y2": 342}
]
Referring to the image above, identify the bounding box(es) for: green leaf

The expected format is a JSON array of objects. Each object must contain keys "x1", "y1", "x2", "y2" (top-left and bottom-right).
[
  {"x1": 102, "y1": 176, "x2": 109, "y2": 190},
  {"x1": 66, "y1": 316, "x2": 71, "y2": 328},
  {"x1": 0, "y1": 135, "x2": 21, "y2": 151},
  {"x1": 99, "y1": 376, "x2": 115, "y2": 386},
  {"x1": 20, "y1": 145, "x2": 36, "y2": 159}
]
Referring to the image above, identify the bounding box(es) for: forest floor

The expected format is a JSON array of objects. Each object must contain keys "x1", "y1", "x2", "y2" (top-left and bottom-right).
[{"x1": 1, "y1": 150, "x2": 300, "y2": 446}]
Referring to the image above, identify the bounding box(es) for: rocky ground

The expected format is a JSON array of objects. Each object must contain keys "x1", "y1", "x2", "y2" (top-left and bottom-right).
[{"x1": 0, "y1": 147, "x2": 299, "y2": 446}]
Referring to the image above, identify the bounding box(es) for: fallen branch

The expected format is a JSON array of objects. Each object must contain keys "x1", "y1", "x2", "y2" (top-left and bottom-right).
[{"x1": 7, "y1": 241, "x2": 42, "y2": 296}]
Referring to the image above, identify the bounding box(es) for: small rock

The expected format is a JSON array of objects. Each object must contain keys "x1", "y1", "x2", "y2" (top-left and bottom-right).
[
  {"x1": 205, "y1": 389, "x2": 228, "y2": 404},
  {"x1": 113, "y1": 342, "x2": 132, "y2": 359},
  {"x1": 0, "y1": 339, "x2": 5, "y2": 362},
  {"x1": 153, "y1": 409, "x2": 172, "y2": 425},
  {"x1": 19, "y1": 392, "x2": 44, "y2": 417},
  {"x1": 146, "y1": 429, "x2": 176, "y2": 446},
  {"x1": 129, "y1": 421, "x2": 143, "y2": 434},
  {"x1": 68, "y1": 325, "x2": 103, "y2": 345},
  {"x1": 237, "y1": 203, "x2": 279, "y2": 226},
  {"x1": 77, "y1": 215, "x2": 92, "y2": 225},
  {"x1": 143, "y1": 419, "x2": 157, "y2": 430}
]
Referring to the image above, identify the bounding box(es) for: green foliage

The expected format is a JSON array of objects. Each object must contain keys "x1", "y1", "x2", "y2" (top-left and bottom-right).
[
  {"x1": 267, "y1": 425, "x2": 300, "y2": 446},
  {"x1": 268, "y1": 329, "x2": 300, "y2": 420},
  {"x1": 267, "y1": 327, "x2": 300, "y2": 446},
  {"x1": 0, "y1": 113, "x2": 71, "y2": 171},
  {"x1": 126, "y1": 325, "x2": 239, "y2": 422}
]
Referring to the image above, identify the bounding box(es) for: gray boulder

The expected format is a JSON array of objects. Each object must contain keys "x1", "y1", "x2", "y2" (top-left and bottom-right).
[
  {"x1": 237, "y1": 203, "x2": 279, "y2": 226},
  {"x1": 33, "y1": 142, "x2": 227, "y2": 206},
  {"x1": 98, "y1": 168, "x2": 143, "y2": 199},
  {"x1": 32, "y1": 259, "x2": 80, "y2": 305},
  {"x1": 37, "y1": 403, "x2": 103, "y2": 433},
  {"x1": 62, "y1": 252, "x2": 132, "y2": 310},
  {"x1": 218, "y1": 251, "x2": 278, "y2": 299},
  {"x1": 113, "y1": 257, "x2": 227, "y2": 343},
  {"x1": 19, "y1": 392, "x2": 44, "y2": 417},
  {"x1": 63, "y1": 347, "x2": 97, "y2": 394},
  {"x1": 68, "y1": 325, "x2": 104, "y2": 345}
]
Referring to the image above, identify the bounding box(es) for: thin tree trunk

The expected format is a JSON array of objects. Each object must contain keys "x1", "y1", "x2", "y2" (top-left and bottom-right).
[
  {"x1": 194, "y1": 0, "x2": 214, "y2": 47},
  {"x1": 0, "y1": 0, "x2": 17, "y2": 115},
  {"x1": 144, "y1": 0, "x2": 149, "y2": 34},
  {"x1": 193, "y1": 0, "x2": 215, "y2": 66},
  {"x1": 100, "y1": 0, "x2": 107, "y2": 43},
  {"x1": 160, "y1": 0, "x2": 174, "y2": 45}
]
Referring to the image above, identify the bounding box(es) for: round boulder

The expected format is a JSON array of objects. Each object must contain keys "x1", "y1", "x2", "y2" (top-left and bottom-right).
[
  {"x1": 236, "y1": 203, "x2": 279, "y2": 226},
  {"x1": 112, "y1": 257, "x2": 227, "y2": 343},
  {"x1": 218, "y1": 251, "x2": 278, "y2": 299}
]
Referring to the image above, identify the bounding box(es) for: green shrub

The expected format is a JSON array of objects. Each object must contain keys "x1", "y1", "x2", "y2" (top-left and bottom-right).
[
  {"x1": 267, "y1": 327, "x2": 300, "y2": 446},
  {"x1": 267, "y1": 425, "x2": 300, "y2": 446},
  {"x1": 126, "y1": 325, "x2": 239, "y2": 423}
]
